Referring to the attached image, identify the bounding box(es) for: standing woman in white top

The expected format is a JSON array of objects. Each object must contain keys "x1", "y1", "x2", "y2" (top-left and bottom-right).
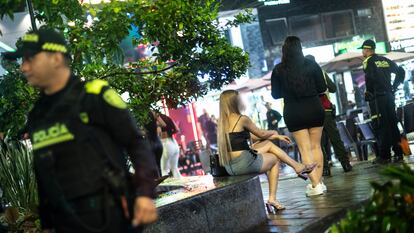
[{"x1": 160, "y1": 114, "x2": 182, "y2": 178}]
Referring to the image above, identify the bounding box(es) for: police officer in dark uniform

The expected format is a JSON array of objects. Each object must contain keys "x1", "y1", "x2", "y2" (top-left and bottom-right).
[
  {"x1": 360, "y1": 39, "x2": 405, "y2": 164},
  {"x1": 3, "y1": 28, "x2": 158, "y2": 233},
  {"x1": 265, "y1": 102, "x2": 282, "y2": 131}
]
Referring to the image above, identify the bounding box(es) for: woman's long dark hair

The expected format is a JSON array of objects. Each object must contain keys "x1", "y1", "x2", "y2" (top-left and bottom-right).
[{"x1": 278, "y1": 36, "x2": 308, "y2": 96}]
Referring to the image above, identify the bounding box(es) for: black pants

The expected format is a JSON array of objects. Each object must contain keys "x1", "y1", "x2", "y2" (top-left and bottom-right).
[
  {"x1": 149, "y1": 138, "x2": 163, "y2": 177},
  {"x1": 321, "y1": 131, "x2": 331, "y2": 164},
  {"x1": 54, "y1": 193, "x2": 143, "y2": 233},
  {"x1": 322, "y1": 111, "x2": 350, "y2": 167},
  {"x1": 369, "y1": 94, "x2": 402, "y2": 160}
]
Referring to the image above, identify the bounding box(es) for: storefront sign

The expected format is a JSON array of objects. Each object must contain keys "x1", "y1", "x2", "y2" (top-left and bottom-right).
[
  {"x1": 390, "y1": 38, "x2": 414, "y2": 52},
  {"x1": 258, "y1": 0, "x2": 290, "y2": 6},
  {"x1": 334, "y1": 35, "x2": 372, "y2": 54},
  {"x1": 303, "y1": 44, "x2": 335, "y2": 63},
  {"x1": 382, "y1": 0, "x2": 414, "y2": 41},
  {"x1": 334, "y1": 35, "x2": 387, "y2": 54}
]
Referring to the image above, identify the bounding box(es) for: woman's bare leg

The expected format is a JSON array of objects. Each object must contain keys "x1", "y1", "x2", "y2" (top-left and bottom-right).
[
  {"x1": 272, "y1": 160, "x2": 280, "y2": 200},
  {"x1": 292, "y1": 129, "x2": 319, "y2": 187},
  {"x1": 253, "y1": 140, "x2": 305, "y2": 173},
  {"x1": 260, "y1": 153, "x2": 280, "y2": 203},
  {"x1": 309, "y1": 127, "x2": 324, "y2": 184}
]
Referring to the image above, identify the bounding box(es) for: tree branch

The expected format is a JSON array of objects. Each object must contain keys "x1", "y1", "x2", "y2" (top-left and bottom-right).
[{"x1": 99, "y1": 63, "x2": 178, "y2": 80}]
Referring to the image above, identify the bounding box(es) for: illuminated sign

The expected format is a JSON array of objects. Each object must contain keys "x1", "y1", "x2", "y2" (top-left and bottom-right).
[
  {"x1": 390, "y1": 38, "x2": 414, "y2": 52},
  {"x1": 334, "y1": 35, "x2": 374, "y2": 54},
  {"x1": 303, "y1": 45, "x2": 335, "y2": 63},
  {"x1": 382, "y1": 0, "x2": 414, "y2": 41},
  {"x1": 259, "y1": 0, "x2": 290, "y2": 6},
  {"x1": 334, "y1": 35, "x2": 387, "y2": 54}
]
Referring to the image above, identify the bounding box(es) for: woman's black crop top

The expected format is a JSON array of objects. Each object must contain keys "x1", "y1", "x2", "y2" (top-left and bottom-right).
[
  {"x1": 228, "y1": 130, "x2": 251, "y2": 151},
  {"x1": 228, "y1": 116, "x2": 251, "y2": 151}
]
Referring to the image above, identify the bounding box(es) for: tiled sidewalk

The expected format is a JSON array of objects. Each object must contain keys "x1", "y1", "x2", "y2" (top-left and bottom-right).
[{"x1": 249, "y1": 157, "x2": 414, "y2": 233}]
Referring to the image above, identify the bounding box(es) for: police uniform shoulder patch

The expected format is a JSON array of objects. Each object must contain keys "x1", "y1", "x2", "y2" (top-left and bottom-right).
[
  {"x1": 85, "y1": 79, "x2": 109, "y2": 95},
  {"x1": 103, "y1": 89, "x2": 127, "y2": 109},
  {"x1": 23, "y1": 34, "x2": 39, "y2": 42}
]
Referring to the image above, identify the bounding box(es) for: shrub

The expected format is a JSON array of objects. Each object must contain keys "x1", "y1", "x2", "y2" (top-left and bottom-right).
[{"x1": 0, "y1": 139, "x2": 39, "y2": 232}]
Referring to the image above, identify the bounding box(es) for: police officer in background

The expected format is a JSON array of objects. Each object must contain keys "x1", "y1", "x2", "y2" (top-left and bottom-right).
[
  {"x1": 360, "y1": 39, "x2": 405, "y2": 164},
  {"x1": 265, "y1": 102, "x2": 282, "y2": 131},
  {"x1": 3, "y1": 28, "x2": 158, "y2": 233}
]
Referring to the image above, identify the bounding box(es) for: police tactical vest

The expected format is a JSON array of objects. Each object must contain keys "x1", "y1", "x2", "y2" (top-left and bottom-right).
[{"x1": 28, "y1": 78, "x2": 127, "y2": 205}]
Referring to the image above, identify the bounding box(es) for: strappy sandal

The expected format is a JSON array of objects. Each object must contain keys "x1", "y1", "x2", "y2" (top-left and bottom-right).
[
  {"x1": 297, "y1": 163, "x2": 317, "y2": 180},
  {"x1": 265, "y1": 200, "x2": 286, "y2": 214}
]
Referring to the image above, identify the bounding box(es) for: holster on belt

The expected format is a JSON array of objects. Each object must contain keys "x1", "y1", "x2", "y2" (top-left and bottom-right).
[{"x1": 102, "y1": 167, "x2": 134, "y2": 219}]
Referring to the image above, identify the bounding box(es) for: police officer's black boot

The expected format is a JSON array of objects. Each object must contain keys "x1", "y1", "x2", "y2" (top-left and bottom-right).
[
  {"x1": 340, "y1": 161, "x2": 352, "y2": 173},
  {"x1": 339, "y1": 152, "x2": 352, "y2": 172},
  {"x1": 322, "y1": 166, "x2": 331, "y2": 177},
  {"x1": 322, "y1": 157, "x2": 331, "y2": 177},
  {"x1": 393, "y1": 155, "x2": 404, "y2": 163},
  {"x1": 372, "y1": 157, "x2": 391, "y2": 165},
  {"x1": 392, "y1": 144, "x2": 404, "y2": 163},
  {"x1": 322, "y1": 150, "x2": 331, "y2": 177}
]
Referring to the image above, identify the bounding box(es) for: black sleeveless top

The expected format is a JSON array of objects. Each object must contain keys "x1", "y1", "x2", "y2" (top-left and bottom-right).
[
  {"x1": 160, "y1": 114, "x2": 178, "y2": 138},
  {"x1": 228, "y1": 115, "x2": 251, "y2": 151}
]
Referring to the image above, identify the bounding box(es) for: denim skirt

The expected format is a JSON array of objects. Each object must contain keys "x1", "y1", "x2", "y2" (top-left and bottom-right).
[{"x1": 224, "y1": 150, "x2": 263, "y2": 175}]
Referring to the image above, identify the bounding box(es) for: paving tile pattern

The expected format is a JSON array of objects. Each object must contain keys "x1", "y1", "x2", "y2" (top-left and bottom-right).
[{"x1": 247, "y1": 161, "x2": 393, "y2": 233}]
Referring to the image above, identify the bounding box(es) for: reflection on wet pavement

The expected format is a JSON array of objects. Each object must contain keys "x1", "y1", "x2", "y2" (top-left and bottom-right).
[
  {"x1": 253, "y1": 153, "x2": 414, "y2": 233},
  {"x1": 154, "y1": 145, "x2": 414, "y2": 232}
]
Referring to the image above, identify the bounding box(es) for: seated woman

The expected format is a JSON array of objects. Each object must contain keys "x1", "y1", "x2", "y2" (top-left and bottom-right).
[{"x1": 217, "y1": 90, "x2": 316, "y2": 213}]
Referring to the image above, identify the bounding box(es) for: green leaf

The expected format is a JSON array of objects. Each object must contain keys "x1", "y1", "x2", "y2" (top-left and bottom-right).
[{"x1": 89, "y1": 8, "x2": 97, "y2": 17}]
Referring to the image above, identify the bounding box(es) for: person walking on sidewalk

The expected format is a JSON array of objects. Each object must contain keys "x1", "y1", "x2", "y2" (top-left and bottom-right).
[
  {"x1": 305, "y1": 55, "x2": 353, "y2": 175},
  {"x1": 159, "y1": 114, "x2": 182, "y2": 178},
  {"x1": 360, "y1": 39, "x2": 405, "y2": 164},
  {"x1": 144, "y1": 110, "x2": 167, "y2": 177},
  {"x1": 271, "y1": 36, "x2": 327, "y2": 197}
]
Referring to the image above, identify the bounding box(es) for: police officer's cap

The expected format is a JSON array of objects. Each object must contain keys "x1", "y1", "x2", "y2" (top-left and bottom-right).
[
  {"x1": 358, "y1": 39, "x2": 376, "y2": 50},
  {"x1": 2, "y1": 28, "x2": 69, "y2": 60}
]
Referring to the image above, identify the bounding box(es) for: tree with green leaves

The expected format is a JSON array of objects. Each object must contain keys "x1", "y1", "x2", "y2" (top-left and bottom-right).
[
  {"x1": 0, "y1": 60, "x2": 38, "y2": 138},
  {"x1": 0, "y1": 0, "x2": 252, "y2": 137}
]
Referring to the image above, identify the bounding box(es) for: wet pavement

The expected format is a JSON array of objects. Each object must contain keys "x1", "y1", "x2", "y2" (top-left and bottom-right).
[
  {"x1": 155, "y1": 145, "x2": 414, "y2": 233},
  {"x1": 251, "y1": 154, "x2": 414, "y2": 233}
]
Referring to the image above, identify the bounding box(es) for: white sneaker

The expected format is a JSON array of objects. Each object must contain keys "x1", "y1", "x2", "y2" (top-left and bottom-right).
[
  {"x1": 306, "y1": 183, "x2": 324, "y2": 197},
  {"x1": 321, "y1": 182, "x2": 327, "y2": 192},
  {"x1": 308, "y1": 183, "x2": 327, "y2": 192}
]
